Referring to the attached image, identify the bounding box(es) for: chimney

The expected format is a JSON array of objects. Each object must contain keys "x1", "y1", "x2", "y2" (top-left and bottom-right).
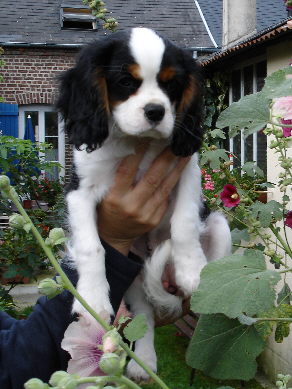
[{"x1": 222, "y1": 0, "x2": 257, "y2": 49}]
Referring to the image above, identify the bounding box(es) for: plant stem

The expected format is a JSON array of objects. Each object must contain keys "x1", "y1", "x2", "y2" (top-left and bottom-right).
[
  {"x1": 256, "y1": 317, "x2": 292, "y2": 322},
  {"x1": 279, "y1": 266, "x2": 292, "y2": 274},
  {"x1": 6, "y1": 183, "x2": 170, "y2": 389},
  {"x1": 270, "y1": 225, "x2": 292, "y2": 259},
  {"x1": 78, "y1": 375, "x2": 142, "y2": 389}
]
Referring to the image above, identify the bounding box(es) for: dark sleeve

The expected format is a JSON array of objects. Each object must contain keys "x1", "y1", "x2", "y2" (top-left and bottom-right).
[{"x1": 0, "y1": 241, "x2": 142, "y2": 389}]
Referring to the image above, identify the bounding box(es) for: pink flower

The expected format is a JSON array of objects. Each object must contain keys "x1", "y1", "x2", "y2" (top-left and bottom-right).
[
  {"x1": 204, "y1": 181, "x2": 215, "y2": 190},
  {"x1": 273, "y1": 96, "x2": 292, "y2": 121},
  {"x1": 61, "y1": 316, "x2": 106, "y2": 377},
  {"x1": 281, "y1": 118, "x2": 292, "y2": 137},
  {"x1": 220, "y1": 184, "x2": 240, "y2": 207},
  {"x1": 284, "y1": 211, "x2": 292, "y2": 229}
]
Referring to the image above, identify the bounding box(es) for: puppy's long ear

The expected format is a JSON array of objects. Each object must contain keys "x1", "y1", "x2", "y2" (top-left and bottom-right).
[
  {"x1": 56, "y1": 40, "x2": 114, "y2": 152},
  {"x1": 171, "y1": 53, "x2": 204, "y2": 157}
]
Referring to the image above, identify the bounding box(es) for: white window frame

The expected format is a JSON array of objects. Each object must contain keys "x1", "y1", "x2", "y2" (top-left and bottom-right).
[
  {"x1": 19, "y1": 105, "x2": 65, "y2": 177},
  {"x1": 229, "y1": 56, "x2": 266, "y2": 169}
]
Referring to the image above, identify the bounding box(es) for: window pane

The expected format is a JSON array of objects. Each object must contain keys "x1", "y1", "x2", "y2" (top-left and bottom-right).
[
  {"x1": 233, "y1": 134, "x2": 241, "y2": 168},
  {"x1": 243, "y1": 65, "x2": 253, "y2": 96},
  {"x1": 45, "y1": 112, "x2": 58, "y2": 136},
  {"x1": 245, "y1": 134, "x2": 253, "y2": 162},
  {"x1": 231, "y1": 70, "x2": 241, "y2": 102},
  {"x1": 256, "y1": 61, "x2": 267, "y2": 92},
  {"x1": 45, "y1": 112, "x2": 58, "y2": 179}
]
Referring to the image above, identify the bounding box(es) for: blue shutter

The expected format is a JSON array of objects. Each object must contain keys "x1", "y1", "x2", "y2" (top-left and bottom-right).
[{"x1": 0, "y1": 103, "x2": 19, "y2": 137}]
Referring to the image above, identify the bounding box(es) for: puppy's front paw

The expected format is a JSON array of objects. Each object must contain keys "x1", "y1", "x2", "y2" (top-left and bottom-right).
[{"x1": 126, "y1": 353, "x2": 157, "y2": 382}]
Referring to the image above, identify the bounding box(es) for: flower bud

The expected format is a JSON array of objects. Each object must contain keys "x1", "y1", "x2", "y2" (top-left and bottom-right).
[
  {"x1": 45, "y1": 228, "x2": 67, "y2": 247},
  {"x1": 24, "y1": 378, "x2": 45, "y2": 389},
  {"x1": 49, "y1": 371, "x2": 70, "y2": 386},
  {"x1": 58, "y1": 377, "x2": 78, "y2": 389},
  {"x1": 103, "y1": 329, "x2": 121, "y2": 353},
  {"x1": 99, "y1": 352, "x2": 121, "y2": 375},
  {"x1": 38, "y1": 278, "x2": 63, "y2": 299},
  {"x1": 0, "y1": 175, "x2": 10, "y2": 191},
  {"x1": 9, "y1": 214, "x2": 26, "y2": 229}
]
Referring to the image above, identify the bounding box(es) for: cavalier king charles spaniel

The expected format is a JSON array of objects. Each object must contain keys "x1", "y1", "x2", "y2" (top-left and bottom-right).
[{"x1": 57, "y1": 27, "x2": 231, "y2": 380}]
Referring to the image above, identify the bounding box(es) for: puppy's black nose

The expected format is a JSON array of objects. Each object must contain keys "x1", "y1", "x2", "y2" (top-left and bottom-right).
[{"x1": 144, "y1": 103, "x2": 165, "y2": 123}]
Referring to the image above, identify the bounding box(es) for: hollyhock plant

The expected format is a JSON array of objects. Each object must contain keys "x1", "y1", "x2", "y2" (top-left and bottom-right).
[
  {"x1": 61, "y1": 316, "x2": 106, "y2": 377},
  {"x1": 220, "y1": 184, "x2": 241, "y2": 207},
  {"x1": 284, "y1": 211, "x2": 292, "y2": 229}
]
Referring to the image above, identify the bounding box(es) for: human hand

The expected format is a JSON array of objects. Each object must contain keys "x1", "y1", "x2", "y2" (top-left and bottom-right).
[{"x1": 98, "y1": 144, "x2": 190, "y2": 255}]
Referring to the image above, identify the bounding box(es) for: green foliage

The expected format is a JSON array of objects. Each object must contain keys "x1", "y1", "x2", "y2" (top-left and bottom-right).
[
  {"x1": 191, "y1": 250, "x2": 281, "y2": 318},
  {"x1": 200, "y1": 148, "x2": 229, "y2": 170},
  {"x1": 0, "y1": 227, "x2": 51, "y2": 282},
  {"x1": 250, "y1": 200, "x2": 283, "y2": 228},
  {"x1": 83, "y1": 0, "x2": 118, "y2": 30},
  {"x1": 186, "y1": 314, "x2": 265, "y2": 381},
  {"x1": 0, "y1": 136, "x2": 62, "y2": 200},
  {"x1": 123, "y1": 314, "x2": 148, "y2": 342}
]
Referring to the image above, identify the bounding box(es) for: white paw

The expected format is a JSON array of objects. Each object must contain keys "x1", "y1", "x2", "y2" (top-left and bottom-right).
[
  {"x1": 126, "y1": 353, "x2": 157, "y2": 382},
  {"x1": 172, "y1": 249, "x2": 207, "y2": 296}
]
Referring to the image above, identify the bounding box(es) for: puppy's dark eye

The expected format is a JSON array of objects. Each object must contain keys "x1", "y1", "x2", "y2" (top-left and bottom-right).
[
  {"x1": 118, "y1": 76, "x2": 136, "y2": 88},
  {"x1": 161, "y1": 79, "x2": 178, "y2": 93}
]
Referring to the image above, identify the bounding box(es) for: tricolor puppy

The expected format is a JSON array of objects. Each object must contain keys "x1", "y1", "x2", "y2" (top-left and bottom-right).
[{"x1": 57, "y1": 27, "x2": 231, "y2": 380}]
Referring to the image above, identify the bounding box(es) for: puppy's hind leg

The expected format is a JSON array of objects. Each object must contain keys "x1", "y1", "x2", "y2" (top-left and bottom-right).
[
  {"x1": 125, "y1": 276, "x2": 157, "y2": 382},
  {"x1": 200, "y1": 211, "x2": 232, "y2": 262}
]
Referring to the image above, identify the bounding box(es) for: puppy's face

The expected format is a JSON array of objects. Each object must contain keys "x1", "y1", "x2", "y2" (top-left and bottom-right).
[
  {"x1": 107, "y1": 28, "x2": 180, "y2": 139},
  {"x1": 57, "y1": 27, "x2": 203, "y2": 156}
]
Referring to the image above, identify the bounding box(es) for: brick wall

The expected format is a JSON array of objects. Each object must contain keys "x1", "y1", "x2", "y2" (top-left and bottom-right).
[{"x1": 0, "y1": 46, "x2": 78, "y2": 179}]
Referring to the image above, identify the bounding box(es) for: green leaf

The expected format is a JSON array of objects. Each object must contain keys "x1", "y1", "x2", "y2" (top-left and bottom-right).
[
  {"x1": 262, "y1": 67, "x2": 292, "y2": 99},
  {"x1": 186, "y1": 314, "x2": 265, "y2": 380},
  {"x1": 231, "y1": 228, "x2": 250, "y2": 246},
  {"x1": 210, "y1": 128, "x2": 226, "y2": 139},
  {"x1": 191, "y1": 250, "x2": 281, "y2": 318},
  {"x1": 242, "y1": 162, "x2": 264, "y2": 178},
  {"x1": 123, "y1": 314, "x2": 148, "y2": 342},
  {"x1": 200, "y1": 149, "x2": 229, "y2": 170},
  {"x1": 277, "y1": 283, "x2": 291, "y2": 305},
  {"x1": 216, "y1": 92, "x2": 270, "y2": 137},
  {"x1": 250, "y1": 200, "x2": 283, "y2": 228}
]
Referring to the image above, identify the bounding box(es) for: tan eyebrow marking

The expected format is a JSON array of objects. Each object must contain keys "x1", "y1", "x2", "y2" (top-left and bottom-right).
[
  {"x1": 128, "y1": 64, "x2": 142, "y2": 79},
  {"x1": 159, "y1": 66, "x2": 176, "y2": 82}
]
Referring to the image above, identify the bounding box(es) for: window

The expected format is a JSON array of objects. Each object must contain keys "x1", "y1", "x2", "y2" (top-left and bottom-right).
[
  {"x1": 19, "y1": 105, "x2": 65, "y2": 179},
  {"x1": 229, "y1": 60, "x2": 267, "y2": 174},
  {"x1": 60, "y1": 4, "x2": 98, "y2": 30}
]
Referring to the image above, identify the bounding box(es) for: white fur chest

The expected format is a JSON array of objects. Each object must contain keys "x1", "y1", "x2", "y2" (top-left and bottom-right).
[{"x1": 73, "y1": 138, "x2": 170, "y2": 200}]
